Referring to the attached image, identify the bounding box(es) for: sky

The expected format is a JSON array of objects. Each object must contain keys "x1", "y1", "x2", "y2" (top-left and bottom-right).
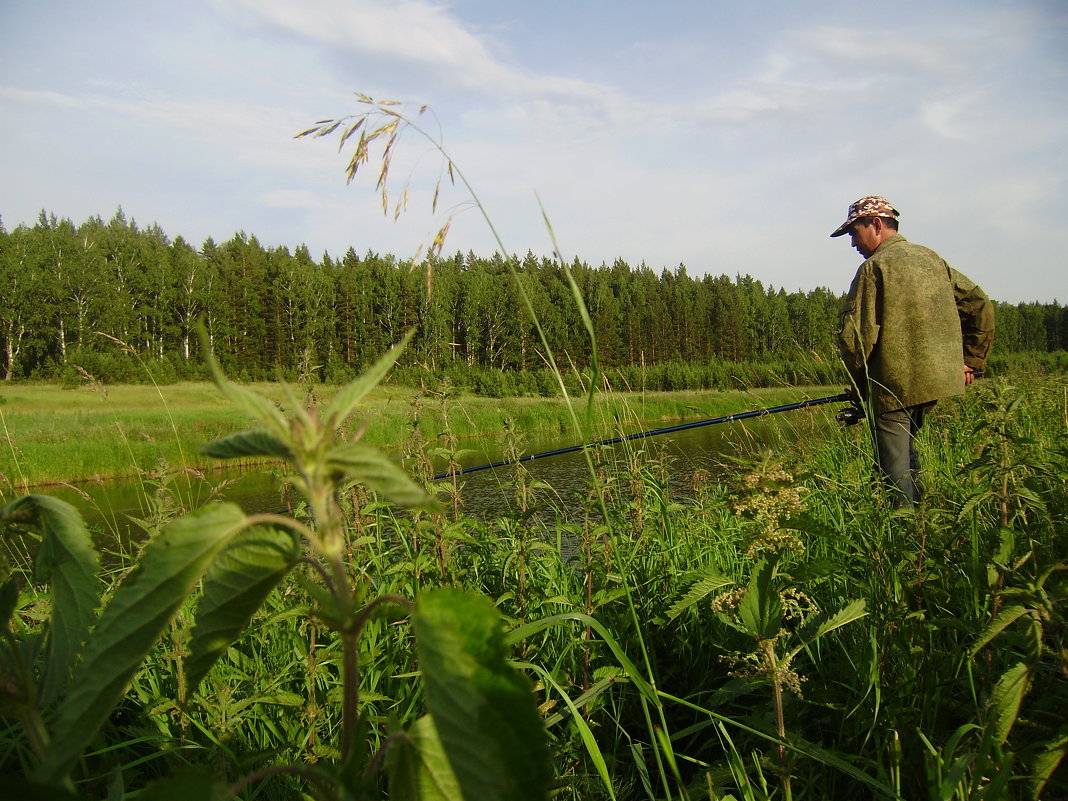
[{"x1": 2, "y1": 0, "x2": 1066, "y2": 304}]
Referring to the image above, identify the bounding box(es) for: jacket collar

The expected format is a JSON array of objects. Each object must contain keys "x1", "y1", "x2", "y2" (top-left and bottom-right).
[{"x1": 873, "y1": 233, "x2": 907, "y2": 255}]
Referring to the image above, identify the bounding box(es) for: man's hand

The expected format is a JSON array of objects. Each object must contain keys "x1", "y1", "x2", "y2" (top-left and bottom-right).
[
  {"x1": 964, "y1": 366, "x2": 975, "y2": 386},
  {"x1": 844, "y1": 386, "x2": 861, "y2": 402}
]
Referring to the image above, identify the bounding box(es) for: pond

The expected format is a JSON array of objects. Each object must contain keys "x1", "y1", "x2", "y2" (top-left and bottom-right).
[{"x1": 36, "y1": 399, "x2": 847, "y2": 544}]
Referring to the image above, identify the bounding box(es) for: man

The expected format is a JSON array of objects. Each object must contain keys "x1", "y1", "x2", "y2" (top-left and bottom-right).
[{"x1": 831, "y1": 196, "x2": 994, "y2": 508}]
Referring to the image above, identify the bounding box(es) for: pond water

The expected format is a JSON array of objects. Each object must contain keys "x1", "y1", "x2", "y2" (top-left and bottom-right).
[{"x1": 38, "y1": 401, "x2": 845, "y2": 543}]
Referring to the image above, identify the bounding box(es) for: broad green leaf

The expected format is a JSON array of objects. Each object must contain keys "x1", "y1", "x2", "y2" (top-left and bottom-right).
[
  {"x1": 327, "y1": 442, "x2": 439, "y2": 510},
  {"x1": 1, "y1": 495, "x2": 100, "y2": 704},
  {"x1": 989, "y1": 662, "x2": 1030, "y2": 744},
  {"x1": 324, "y1": 328, "x2": 415, "y2": 426},
  {"x1": 387, "y1": 714, "x2": 463, "y2": 801},
  {"x1": 667, "y1": 569, "x2": 732, "y2": 620},
  {"x1": 787, "y1": 599, "x2": 867, "y2": 662},
  {"x1": 970, "y1": 604, "x2": 1031, "y2": 656},
  {"x1": 200, "y1": 428, "x2": 292, "y2": 461},
  {"x1": 1031, "y1": 735, "x2": 1068, "y2": 801},
  {"x1": 413, "y1": 588, "x2": 550, "y2": 801},
  {"x1": 738, "y1": 558, "x2": 782, "y2": 640},
  {"x1": 184, "y1": 524, "x2": 300, "y2": 694},
  {"x1": 36, "y1": 503, "x2": 248, "y2": 784}
]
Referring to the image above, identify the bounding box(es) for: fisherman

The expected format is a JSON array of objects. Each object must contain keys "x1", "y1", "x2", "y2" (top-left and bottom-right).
[{"x1": 831, "y1": 196, "x2": 995, "y2": 508}]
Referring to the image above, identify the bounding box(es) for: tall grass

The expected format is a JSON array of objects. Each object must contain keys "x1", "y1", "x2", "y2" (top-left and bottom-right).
[{"x1": 8, "y1": 371, "x2": 1055, "y2": 799}]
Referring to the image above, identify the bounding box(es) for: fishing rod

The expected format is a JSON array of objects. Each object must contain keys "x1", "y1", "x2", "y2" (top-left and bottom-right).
[{"x1": 433, "y1": 392, "x2": 857, "y2": 481}]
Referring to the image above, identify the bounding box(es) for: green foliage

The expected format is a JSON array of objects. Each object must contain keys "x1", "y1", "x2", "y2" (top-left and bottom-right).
[
  {"x1": 409, "y1": 588, "x2": 550, "y2": 800},
  {"x1": 0, "y1": 333, "x2": 551, "y2": 799},
  {"x1": 36, "y1": 502, "x2": 254, "y2": 783},
  {"x1": 2, "y1": 372, "x2": 1064, "y2": 800},
  {"x1": 1, "y1": 495, "x2": 100, "y2": 706},
  {"x1": 4, "y1": 212, "x2": 1062, "y2": 386}
]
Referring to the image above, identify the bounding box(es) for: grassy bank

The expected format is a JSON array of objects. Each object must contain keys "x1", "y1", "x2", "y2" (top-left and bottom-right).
[
  {"x1": 0, "y1": 380, "x2": 835, "y2": 493},
  {"x1": 3, "y1": 371, "x2": 1065, "y2": 799}
]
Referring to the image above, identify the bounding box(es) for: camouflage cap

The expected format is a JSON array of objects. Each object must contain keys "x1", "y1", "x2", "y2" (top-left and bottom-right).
[{"x1": 829, "y1": 196, "x2": 900, "y2": 237}]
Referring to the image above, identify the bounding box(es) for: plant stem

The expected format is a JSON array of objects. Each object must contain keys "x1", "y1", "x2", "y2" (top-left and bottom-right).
[{"x1": 764, "y1": 639, "x2": 792, "y2": 801}]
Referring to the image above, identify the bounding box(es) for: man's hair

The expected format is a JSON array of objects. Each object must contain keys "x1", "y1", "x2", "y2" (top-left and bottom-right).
[{"x1": 856, "y1": 216, "x2": 899, "y2": 232}]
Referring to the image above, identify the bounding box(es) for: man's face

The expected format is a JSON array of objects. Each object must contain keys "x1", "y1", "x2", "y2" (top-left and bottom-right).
[{"x1": 848, "y1": 218, "x2": 880, "y2": 258}]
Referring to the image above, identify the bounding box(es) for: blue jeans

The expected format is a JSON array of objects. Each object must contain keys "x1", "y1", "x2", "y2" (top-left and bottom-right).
[{"x1": 873, "y1": 402, "x2": 936, "y2": 508}]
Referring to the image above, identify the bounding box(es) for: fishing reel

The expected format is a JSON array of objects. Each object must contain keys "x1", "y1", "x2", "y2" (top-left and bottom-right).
[{"x1": 835, "y1": 400, "x2": 865, "y2": 426}]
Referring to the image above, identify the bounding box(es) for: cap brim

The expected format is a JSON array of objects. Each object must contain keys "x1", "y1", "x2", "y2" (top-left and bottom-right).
[{"x1": 829, "y1": 220, "x2": 853, "y2": 238}]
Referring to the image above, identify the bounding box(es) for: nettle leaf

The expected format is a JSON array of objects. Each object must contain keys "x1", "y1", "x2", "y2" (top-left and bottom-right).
[
  {"x1": 787, "y1": 599, "x2": 867, "y2": 662},
  {"x1": 328, "y1": 442, "x2": 440, "y2": 511},
  {"x1": 201, "y1": 428, "x2": 292, "y2": 461},
  {"x1": 185, "y1": 524, "x2": 301, "y2": 694},
  {"x1": 1031, "y1": 735, "x2": 1068, "y2": 801},
  {"x1": 36, "y1": 503, "x2": 248, "y2": 784},
  {"x1": 388, "y1": 715, "x2": 463, "y2": 801},
  {"x1": 413, "y1": 588, "x2": 550, "y2": 801},
  {"x1": 325, "y1": 328, "x2": 415, "y2": 426},
  {"x1": 990, "y1": 662, "x2": 1030, "y2": 745},
  {"x1": 738, "y1": 558, "x2": 783, "y2": 641},
  {"x1": 667, "y1": 569, "x2": 732, "y2": 620},
  {"x1": 1, "y1": 495, "x2": 100, "y2": 704},
  {"x1": 971, "y1": 604, "x2": 1031, "y2": 657}
]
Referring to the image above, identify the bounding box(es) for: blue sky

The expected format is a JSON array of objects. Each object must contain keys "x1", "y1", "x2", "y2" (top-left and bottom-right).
[{"x1": 2, "y1": 0, "x2": 1066, "y2": 303}]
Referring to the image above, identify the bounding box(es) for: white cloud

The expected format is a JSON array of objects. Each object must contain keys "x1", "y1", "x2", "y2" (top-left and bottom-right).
[
  {"x1": 917, "y1": 92, "x2": 982, "y2": 140},
  {"x1": 795, "y1": 24, "x2": 981, "y2": 80},
  {"x1": 215, "y1": 0, "x2": 617, "y2": 105},
  {"x1": 0, "y1": 85, "x2": 87, "y2": 110}
]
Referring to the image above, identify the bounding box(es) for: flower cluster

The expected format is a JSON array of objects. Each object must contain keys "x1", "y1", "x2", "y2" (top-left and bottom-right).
[
  {"x1": 731, "y1": 460, "x2": 810, "y2": 556},
  {"x1": 720, "y1": 647, "x2": 807, "y2": 697}
]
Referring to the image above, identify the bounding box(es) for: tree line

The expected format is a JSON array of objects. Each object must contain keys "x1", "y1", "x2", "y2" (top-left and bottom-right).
[{"x1": 1, "y1": 210, "x2": 1064, "y2": 392}]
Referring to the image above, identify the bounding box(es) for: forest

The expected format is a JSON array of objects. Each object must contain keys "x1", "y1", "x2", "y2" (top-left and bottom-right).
[{"x1": 1, "y1": 209, "x2": 1065, "y2": 390}]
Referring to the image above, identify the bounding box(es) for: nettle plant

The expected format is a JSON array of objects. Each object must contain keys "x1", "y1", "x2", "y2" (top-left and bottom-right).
[
  {"x1": 1, "y1": 330, "x2": 549, "y2": 800},
  {"x1": 672, "y1": 457, "x2": 867, "y2": 801}
]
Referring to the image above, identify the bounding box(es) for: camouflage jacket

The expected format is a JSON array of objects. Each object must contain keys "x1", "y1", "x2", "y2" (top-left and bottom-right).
[{"x1": 837, "y1": 234, "x2": 995, "y2": 414}]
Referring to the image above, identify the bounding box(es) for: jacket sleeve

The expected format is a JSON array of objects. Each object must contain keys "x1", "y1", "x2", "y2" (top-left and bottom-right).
[
  {"x1": 837, "y1": 266, "x2": 880, "y2": 393},
  {"x1": 950, "y1": 268, "x2": 995, "y2": 369}
]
